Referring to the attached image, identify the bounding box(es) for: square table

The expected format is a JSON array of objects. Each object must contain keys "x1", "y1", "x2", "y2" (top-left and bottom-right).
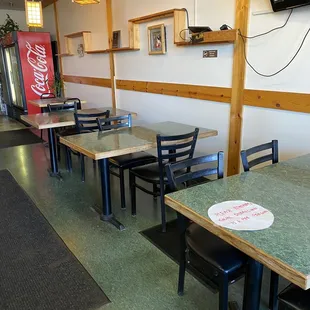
[
  {"x1": 165, "y1": 154, "x2": 310, "y2": 310},
  {"x1": 28, "y1": 97, "x2": 87, "y2": 110},
  {"x1": 21, "y1": 108, "x2": 136, "y2": 179},
  {"x1": 60, "y1": 122, "x2": 218, "y2": 230}
]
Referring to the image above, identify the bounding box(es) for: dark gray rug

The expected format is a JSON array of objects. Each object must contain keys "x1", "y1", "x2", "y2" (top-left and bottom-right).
[
  {"x1": 0, "y1": 170, "x2": 110, "y2": 310},
  {"x1": 0, "y1": 129, "x2": 43, "y2": 149}
]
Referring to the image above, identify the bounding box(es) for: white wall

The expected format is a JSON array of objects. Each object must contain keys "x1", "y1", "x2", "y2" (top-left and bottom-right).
[
  {"x1": 57, "y1": 0, "x2": 112, "y2": 108},
  {"x1": 0, "y1": 10, "x2": 28, "y2": 31},
  {"x1": 112, "y1": 0, "x2": 234, "y2": 158},
  {"x1": 54, "y1": 0, "x2": 310, "y2": 166},
  {"x1": 243, "y1": 0, "x2": 310, "y2": 160}
]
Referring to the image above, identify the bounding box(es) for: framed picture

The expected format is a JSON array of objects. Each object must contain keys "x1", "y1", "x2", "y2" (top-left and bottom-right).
[
  {"x1": 148, "y1": 24, "x2": 166, "y2": 55},
  {"x1": 112, "y1": 30, "x2": 121, "y2": 49}
]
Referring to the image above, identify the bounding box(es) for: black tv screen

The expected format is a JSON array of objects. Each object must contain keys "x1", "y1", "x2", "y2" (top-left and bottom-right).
[{"x1": 271, "y1": 0, "x2": 310, "y2": 11}]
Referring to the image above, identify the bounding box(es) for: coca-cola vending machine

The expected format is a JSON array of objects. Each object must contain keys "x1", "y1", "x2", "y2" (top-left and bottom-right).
[{"x1": 0, "y1": 31, "x2": 54, "y2": 120}]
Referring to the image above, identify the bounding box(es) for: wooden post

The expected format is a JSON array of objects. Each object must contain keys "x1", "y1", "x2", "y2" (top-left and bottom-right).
[
  {"x1": 227, "y1": 0, "x2": 250, "y2": 176},
  {"x1": 53, "y1": 1, "x2": 63, "y2": 76},
  {"x1": 106, "y1": 0, "x2": 117, "y2": 109}
]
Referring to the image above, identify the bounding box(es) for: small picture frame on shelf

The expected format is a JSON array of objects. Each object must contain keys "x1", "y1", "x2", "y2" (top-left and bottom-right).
[
  {"x1": 77, "y1": 44, "x2": 84, "y2": 57},
  {"x1": 148, "y1": 24, "x2": 166, "y2": 55},
  {"x1": 112, "y1": 30, "x2": 121, "y2": 49}
]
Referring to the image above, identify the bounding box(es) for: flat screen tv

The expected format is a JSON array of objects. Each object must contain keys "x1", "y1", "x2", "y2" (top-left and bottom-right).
[{"x1": 271, "y1": 0, "x2": 310, "y2": 11}]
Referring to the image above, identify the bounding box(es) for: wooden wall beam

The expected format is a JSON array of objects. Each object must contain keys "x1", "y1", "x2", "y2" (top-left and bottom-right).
[
  {"x1": 106, "y1": 0, "x2": 117, "y2": 109},
  {"x1": 117, "y1": 80, "x2": 231, "y2": 103},
  {"x1": 227, "y1": 0, "x2": 250, "y2": 176},
  {"x1": 63, "y1": 75, "x2": 112, "y2": 88}
]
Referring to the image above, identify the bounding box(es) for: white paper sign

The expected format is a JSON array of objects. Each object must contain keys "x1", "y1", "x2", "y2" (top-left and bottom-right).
[{"x1": 208, "y1": 201, "x2": 274, "y2": 231}]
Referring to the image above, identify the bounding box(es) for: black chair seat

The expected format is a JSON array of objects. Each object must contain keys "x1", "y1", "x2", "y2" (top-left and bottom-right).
[
  {"x1": 131, "y1": 162, "x2": 187, "y2": 183},
  {"x1": 278, "y1": 284, "x2": 310, "y2": 310},
  {"x1": 186, "y1": 223, "x2": 247, "y2": 273},
  {"x1": 110, "y1": 152, "x2": 157, "y2": 169},
  {"x1": 58, "y1": 127, "x2": 79, "y2": 137}
]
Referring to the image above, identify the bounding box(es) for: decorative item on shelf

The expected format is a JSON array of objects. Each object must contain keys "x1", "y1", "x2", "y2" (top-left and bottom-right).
[
  {"x1": 0, "y1": 14, "x2": 19, "y2": 41},
  {"x1": 148, "y1": 24, "x2": 166, "y2": 55},
  {"x1": 112, "y1": 30, "x2": 121, "y2": 49},
  {"x1": 77, "y1": 44, "x2": 84, "y2": 57},
  {"x1": 72, "y1": 0, "x2": 100, "y2": 4},
  {"x1": 25, "y1": 0, "x2": 43, "y2": 28}
]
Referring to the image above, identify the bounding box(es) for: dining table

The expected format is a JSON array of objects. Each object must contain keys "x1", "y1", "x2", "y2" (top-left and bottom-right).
[
  {"x1": 60, "y1": 122, "x2": 218, "y2": 230},
  {"x1": 20, "y1": 108, "x2": 137, "y2": 179},
  {"x1": 165, "y1": 154, "x2": 310, "y2": 310}
]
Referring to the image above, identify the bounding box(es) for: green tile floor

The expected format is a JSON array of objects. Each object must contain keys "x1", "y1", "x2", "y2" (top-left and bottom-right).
[{"x1": 0, "y1": 141, "x2": 289, "y2": 310}]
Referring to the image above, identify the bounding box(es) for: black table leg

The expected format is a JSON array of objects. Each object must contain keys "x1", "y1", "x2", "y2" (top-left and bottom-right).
[
  {"x1": 47, "y1": 127, "x2": 62, "y2": 180},
  {"x1": 99, "y1": 158, "x2": 125, "y2": 231},
  {"x1": 243, "y1": 258, "x2": 263, "y2": 310}
]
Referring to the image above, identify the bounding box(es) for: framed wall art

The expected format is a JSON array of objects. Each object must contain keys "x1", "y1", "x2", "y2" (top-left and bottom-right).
[
  {"x1": 148, "y1": 24, "x2": 166, "y2": 55},
  {"x1": 112, "y1": 30, "x2": 121, "y2": 49}
]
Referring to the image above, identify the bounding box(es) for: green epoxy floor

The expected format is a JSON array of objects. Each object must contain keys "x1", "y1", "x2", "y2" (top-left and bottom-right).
[{"x1": 1, "y1": 142, "x2": 290, "y2": 310}]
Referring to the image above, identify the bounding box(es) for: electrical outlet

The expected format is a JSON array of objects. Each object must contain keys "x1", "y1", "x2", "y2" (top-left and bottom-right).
[{"x1": 203, "y1": 50, "x2": 218, "y2": 58}]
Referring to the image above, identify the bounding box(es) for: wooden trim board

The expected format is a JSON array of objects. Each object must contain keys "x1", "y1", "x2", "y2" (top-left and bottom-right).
[
  {"x1": 63, "y1": 75, "x2": 310, "y2": 114},
  {"x1": 116, "y1": 80, "x2": 231, "y2": 103},
  {"x1": 63, "y1": 75, "x2": 111, "y2": 88}
]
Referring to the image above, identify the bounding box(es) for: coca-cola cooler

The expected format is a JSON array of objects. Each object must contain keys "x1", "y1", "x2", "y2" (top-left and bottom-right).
[{"x1": 0, "y1": 31, "x2": 54, "y2": 120}]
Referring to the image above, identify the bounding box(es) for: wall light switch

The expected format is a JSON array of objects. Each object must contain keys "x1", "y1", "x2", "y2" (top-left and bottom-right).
[{"x1": 203, "y1": 50, "x2": 218, "y2": 58}]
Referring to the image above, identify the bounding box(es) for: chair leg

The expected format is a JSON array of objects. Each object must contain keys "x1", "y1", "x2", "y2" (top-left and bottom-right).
[
  {"x1": 130, "y1": 172, "x2": 136, "y2": 216},
  {"x1": 153, "y1": 184, "x2": 158, "y2": 200},
  {"x1": 80, "y1": 154, "x2": 85, "y2": 182},
  {"x1": 93, "y1": 159, "x2": 96, "y2": 168},
  {"x1": 159, "y1": 181, "x2": 166, "y2": 232},
  {"x1": 269, "y1": 271, "x2": 279, "y2": 310},
  {"x1": 40, "y1": 129, "x2": 43, "y2": 139},
  {"x1": 219, "y1": 274, "x2": 229, "y2": 310},
  {"x1": 65, "y1": 147, "x2": 72, "y2": 172},
  {"x1": 57, "y1": 136, "x2": 61, "y2": 162},
  {"x1": 119, "y1": 168, "x2": 126, "y2": 210},
  {"x1": 177, "y1": 212, "x2": 187, "y2": 296}
]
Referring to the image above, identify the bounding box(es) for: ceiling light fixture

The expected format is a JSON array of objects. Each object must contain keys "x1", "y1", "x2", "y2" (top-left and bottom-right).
[
  {"x1": 72, "y1": 0, "x2": 100, "y2": 5},
  {"x1": 25, "y1": 0, "x2": 43, "y2": 28}
]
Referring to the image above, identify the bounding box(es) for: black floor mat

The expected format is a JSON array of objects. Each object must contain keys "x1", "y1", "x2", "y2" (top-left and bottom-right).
[
  {"x1": 0, "y1": 170, "x2": 110, "y2": 310},
  {"x1": 0, "y1": 129, "x2": 43, "y2": 149}
]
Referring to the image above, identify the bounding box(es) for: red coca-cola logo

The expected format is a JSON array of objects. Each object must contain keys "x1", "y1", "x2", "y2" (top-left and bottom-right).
[{"x1": 26, "y1": 41, "x2": 51, "y2": 97}]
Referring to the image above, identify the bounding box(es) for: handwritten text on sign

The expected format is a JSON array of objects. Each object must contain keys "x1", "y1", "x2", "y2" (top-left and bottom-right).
[{"x1": 208, "y1": 201, "x2": 274, "y2": 231}]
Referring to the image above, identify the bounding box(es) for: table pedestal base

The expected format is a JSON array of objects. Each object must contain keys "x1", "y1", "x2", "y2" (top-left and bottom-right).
[
  {"x1": 100, "y1": 213, "x2": 125, "y2": 231},
  {"x1": 47, "y1": 169, "x2": 63, "y2": 181}
]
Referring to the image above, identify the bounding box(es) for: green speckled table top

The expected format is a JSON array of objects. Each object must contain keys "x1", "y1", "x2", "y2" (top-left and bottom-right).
[
  {"x1": 165, "y1": 154, "x2": 310, "y2": 290},
  {"x1": 21, "y1": 108, "x2": 137, "y2": 130},
  {"x1": 60, "y1": 122, "x2": 218, "y2": 160}
]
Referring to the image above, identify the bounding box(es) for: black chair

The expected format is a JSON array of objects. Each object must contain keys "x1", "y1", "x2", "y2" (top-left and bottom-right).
[
  {"x1": 41, "y1": 93, "x2": 56, "y2": 100},
  {"x1": 241, "y1": 140, "x2": 279, "y2": 310},
  {"x1": 130, "y1": 128, "x2": 199, "y2": 232},
  {"x1": 67, "y1": 110, "x2": 111, "y2": 182},
  {"x1": 241, "y1": 140, "x2": 278, "y2": 172},
  {"x1": 278, "y1": 284, "x2": 310, "y2": 310},
  {"x1": 97, "y1": 115, "x2": 157, "y2": 210},
  {"x1": 165, "y1": 153, "x2": 247, "y2": 310},
  {"x1": 47, "y1": 99, "x2": 81, "y2": 162},
  {"x1": 40, "y1": 93, "x2": 56, "y2": 139}
]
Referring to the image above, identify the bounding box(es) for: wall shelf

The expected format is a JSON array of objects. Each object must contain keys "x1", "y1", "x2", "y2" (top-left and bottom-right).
[
  {"x1": 56, "y1": 53, "x2": 74, "y2": 57},
  {"x1": 86, "y1": 47, "x2": 140, "y2": 54},
  {"x1": 176, "y1": 30, "x2": 238, "y2": 46},
  {"x1": 64, "y1": 31, "x2": 91, "y2": 38}
]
